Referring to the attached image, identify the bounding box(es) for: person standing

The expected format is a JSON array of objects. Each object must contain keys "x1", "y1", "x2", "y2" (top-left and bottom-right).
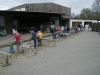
[
  {"x1": 57, "y1": 25, "x2": 61, "y2": 31},
  {"x1": 12, "y1": 26, "x2": 17, "y2": 35},
  {"x1": 51, "y1": 27, "x2": 57, "y2": 47},
  {"x1": 63, "y1": 26, "x2": 67, "y2": 37},
  {"x1": 67, "y1": 26, "x2": 69, "y2": 33},
  {"x1": 85, "y1": 24, "x2": 89, "y2": 31},
  {"x1": 31, "y1": 29, "x2": 37, "y2": 55},
  {"x1": 74, "y1": 24, "x2": 78, "y2": 35},
  {"x1": 98, "y1": 27, "x2": 100, "y2": 35},
  {"x1": 14, "y1": 31, "x2": 23, "y2": 53},
  {"x1": 37, "y1": 31, "x2": 43, "y2": 46},
  {"x1": 61, "y1": 26, "x2": 64, "y2": 37},
  {"x1": 57, "y1": 25, "x2": 61, "y2": 37}
]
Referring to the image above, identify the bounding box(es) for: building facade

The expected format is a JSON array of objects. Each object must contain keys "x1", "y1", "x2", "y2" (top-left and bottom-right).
[
  {"x1": 0, "y1": 2, "x2": 71, "y2": 34},
  {"x1": 8, "y1": 2, "x2": 71, "y2": 18},
  {"x1": 69, "y1": 19, "x2": 97, "y2": 28}
]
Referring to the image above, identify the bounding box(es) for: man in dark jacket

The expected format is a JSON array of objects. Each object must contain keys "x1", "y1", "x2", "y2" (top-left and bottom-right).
[
  {"x1": 31, "y1": 29, "x2": 37, "y2": 55},
  {"x1": 51, "y1": 27, "x2": 57, "y2": 47}
]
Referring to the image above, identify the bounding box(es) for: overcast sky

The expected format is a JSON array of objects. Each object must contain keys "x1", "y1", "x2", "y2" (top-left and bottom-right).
[{"x1": 0, "y1": 0, "x2": 94, "y2": 15}]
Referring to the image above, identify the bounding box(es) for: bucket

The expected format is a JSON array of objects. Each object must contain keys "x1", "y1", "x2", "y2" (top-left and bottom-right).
[{"x1": 9, "y1": 45, "x2": 15, "y2": 53}]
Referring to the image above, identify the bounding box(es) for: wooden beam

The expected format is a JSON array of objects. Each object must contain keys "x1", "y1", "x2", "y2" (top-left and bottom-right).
[{"x1": 0, "y1": 31, "x2": 61, "y2": 48}]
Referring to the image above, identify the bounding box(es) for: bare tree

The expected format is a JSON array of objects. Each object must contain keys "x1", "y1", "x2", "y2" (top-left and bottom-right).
[
  {"x1": 71, "y1": 13, "x2": 75, "y2": 18},
  {"x1": 92, "y1": 0, "x2": 100, "y2": 18}
]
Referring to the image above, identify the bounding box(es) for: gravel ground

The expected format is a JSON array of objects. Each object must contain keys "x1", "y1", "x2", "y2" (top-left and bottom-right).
[{"x1": 0, "y1": 31, "x2": 100, "y2": 75}]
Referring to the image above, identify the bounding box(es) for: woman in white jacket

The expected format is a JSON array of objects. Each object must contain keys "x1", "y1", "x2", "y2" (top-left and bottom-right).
[{"x1": 12, "y1": 26, "x2": 17, "y2": 35}]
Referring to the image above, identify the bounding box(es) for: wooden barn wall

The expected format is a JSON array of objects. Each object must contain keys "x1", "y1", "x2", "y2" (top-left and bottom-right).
[
  {"x1": 0, "y1": 13, "x2": 13, "y2": 34},
  {"x1": 90, "y1": 23, "x2": 100, "y2": 31},
  {"x1": 28, "y1": 3, "x2": 71, "y2": 16},
  {"x1": 8, "y1": 3, "x2": 71, "y2": 17}
]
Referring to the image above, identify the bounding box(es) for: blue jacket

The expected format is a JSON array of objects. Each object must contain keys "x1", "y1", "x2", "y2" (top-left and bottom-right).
[
  {"x1": 63, "y1": 28, "x2": 67, "y2": 33},
  {"x1": 32, "y1": 30, "x2": 37, "y2": 40}
]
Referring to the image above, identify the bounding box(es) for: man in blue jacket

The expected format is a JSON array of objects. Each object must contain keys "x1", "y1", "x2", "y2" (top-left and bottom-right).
[{"x1": 31, "y1": 29, "x2": 37, "y2": 55}]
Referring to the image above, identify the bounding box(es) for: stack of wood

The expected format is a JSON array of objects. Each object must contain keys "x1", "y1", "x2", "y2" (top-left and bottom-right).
[{"x1": 0, "y1": 31, "x2": 61, "y2": 48}]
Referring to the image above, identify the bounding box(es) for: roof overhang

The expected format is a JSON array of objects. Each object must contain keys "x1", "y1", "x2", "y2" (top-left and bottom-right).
[{"x1": 0, "y1": 10, "x2": 61, "y2": 15}]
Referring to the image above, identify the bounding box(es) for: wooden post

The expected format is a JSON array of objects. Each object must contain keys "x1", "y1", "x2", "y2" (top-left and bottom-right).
[
  {"x1": 2, "y1": 54, "x2": 11, "y2": 67},
  {"x1": 0, "y1": 51, "x2": 11, "y2": 67}
]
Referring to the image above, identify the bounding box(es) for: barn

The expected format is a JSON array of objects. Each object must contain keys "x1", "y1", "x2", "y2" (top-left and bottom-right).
[{"x1": 0, "y1": 2, "x2": 71, "y2": 34}]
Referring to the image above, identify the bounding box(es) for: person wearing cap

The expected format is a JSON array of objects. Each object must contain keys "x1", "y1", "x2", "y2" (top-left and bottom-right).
[
  {"x1": 14, "y1": 31, "x2": 23, "y2": 53},
  {"x1": 37, "y1": 31, "x2": 43, "y2": 46}
]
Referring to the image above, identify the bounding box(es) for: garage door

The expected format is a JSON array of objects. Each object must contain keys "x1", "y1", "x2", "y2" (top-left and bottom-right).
[{"x1": 72, "y1": 22, "x2": 82, "y2": 27}]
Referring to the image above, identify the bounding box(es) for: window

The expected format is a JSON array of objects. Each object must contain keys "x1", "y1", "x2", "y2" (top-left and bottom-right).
[
  {"x1": 25, "y1": 7, "x2": 29, "y2": 11},
  {"x1": 0, "y1": 16, "x2": 5, "y2": 26}
]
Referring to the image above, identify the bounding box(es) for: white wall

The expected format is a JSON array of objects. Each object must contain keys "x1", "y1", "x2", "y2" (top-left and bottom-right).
[{"x1": 69, "y1": 19, "x2": 97, "y2": 28}]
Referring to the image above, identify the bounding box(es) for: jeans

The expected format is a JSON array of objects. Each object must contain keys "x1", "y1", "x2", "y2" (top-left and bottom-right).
[
  {"x1": 38, "y1": 38, "x2": 42, "y2": 46},
  {"x1": 34, "y1": 39, "x2": 37, "y2": 48},
  {"x1": 53, "y1": 33, "x2": 56, "y2": 39}
]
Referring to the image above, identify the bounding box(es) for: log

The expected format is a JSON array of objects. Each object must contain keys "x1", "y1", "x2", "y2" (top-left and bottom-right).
[{"x1": 0, "y1": 31, "x2": 61, "y2": 48}]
